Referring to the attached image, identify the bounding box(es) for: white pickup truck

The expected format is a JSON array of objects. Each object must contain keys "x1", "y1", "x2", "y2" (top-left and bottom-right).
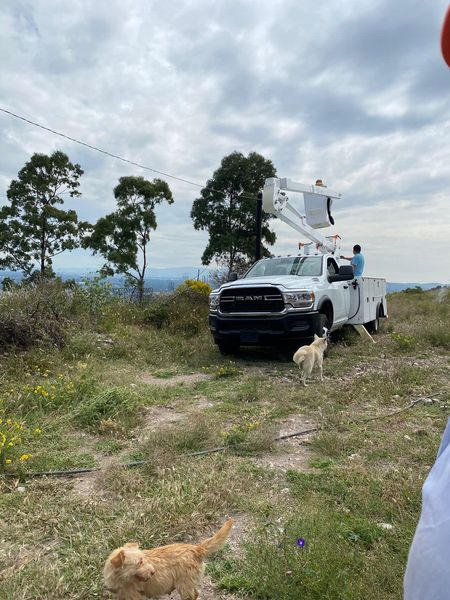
[
  {"x1": 208, "y1": 176, "x2": 387, "y2": 353},
  {"x1": 208, "y1": 254, "x2": 387, "y2": 353}
]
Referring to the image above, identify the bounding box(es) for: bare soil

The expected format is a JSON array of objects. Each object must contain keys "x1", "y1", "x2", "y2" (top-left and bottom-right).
[
  {"x1": 255, "y1": 414, "x2": 317, "y2": 472},
  {"x1": 140, "y1": 373, "x2": 211, "y2": 386}
]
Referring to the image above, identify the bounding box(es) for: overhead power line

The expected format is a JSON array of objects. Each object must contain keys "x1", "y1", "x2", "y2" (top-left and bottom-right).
[
  {"x1": 0, "y1": 107, "x2": 205, "y2": 189},
  {"x1": 0, "y1": 107, "x2": 260, "y2": 203}
]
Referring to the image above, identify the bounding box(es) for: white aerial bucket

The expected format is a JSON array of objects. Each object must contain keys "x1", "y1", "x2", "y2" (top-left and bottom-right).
[{"x1": 304, "y1": 193, "x2": 335, "y2": 229}]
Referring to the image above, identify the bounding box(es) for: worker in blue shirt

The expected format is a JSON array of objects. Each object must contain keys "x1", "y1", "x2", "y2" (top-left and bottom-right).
[{"x1": 341, "y1": 244, "x2": 365, "y2": 276}]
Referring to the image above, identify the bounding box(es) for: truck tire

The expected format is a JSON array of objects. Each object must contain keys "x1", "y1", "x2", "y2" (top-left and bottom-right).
[
  {"x1": 303, "y1": 314, "x2": 330, "y2": 346},
  {"x1": 366, "y1": 305, "x2": 381, "y2": 334},
  {"x1": 316, "y1": 313, "x2": 330, "y2": 337},
  {"x1": 217, "y1": 341, "x2": 239, "y2": 355}
]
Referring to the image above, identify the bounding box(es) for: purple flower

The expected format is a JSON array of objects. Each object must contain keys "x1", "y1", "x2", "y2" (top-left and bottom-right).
[{"x1": 296, "y1": 537, "x2": 306, "y2": 548}]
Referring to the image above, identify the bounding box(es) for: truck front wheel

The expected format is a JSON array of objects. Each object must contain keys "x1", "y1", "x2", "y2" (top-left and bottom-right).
[{"x1": 316, "y1": 313, "x2": 330, "y2": 336}]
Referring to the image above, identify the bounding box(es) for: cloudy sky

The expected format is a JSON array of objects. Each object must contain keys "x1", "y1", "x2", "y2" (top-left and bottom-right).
[{"x1": 1, "y1": 0, "x2": 449, "y2": 282}]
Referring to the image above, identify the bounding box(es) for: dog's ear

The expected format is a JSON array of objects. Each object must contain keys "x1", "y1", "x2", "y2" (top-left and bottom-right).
[
  {"x1": 314, "y1": 334, "x2": 320, "y2": 340},
  {"x1": 124, "y1": 542, "x2": 139, "y2": 549},
  {"x1": 110, "y1": 549, "x2": 125, "y2": 569}
]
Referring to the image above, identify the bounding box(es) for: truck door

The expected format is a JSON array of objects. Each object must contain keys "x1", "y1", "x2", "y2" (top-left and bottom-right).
[{"x1": 326, "y1": 257, "x2": 351, "y2": 324}]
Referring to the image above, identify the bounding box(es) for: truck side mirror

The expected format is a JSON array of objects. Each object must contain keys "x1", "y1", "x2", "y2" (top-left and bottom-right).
[
  {"x1": 228, "y1": 272, "x2": 238, "y2": 282},
  {"x1": 328, "y1": 265, "x2": 354, "y2": 283},
  {"x1": 339, "y1": 265, "x2": 354, "y2": 278}
]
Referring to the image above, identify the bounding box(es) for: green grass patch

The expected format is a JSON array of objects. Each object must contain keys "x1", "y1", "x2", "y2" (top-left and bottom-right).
[{"x1": 74, "y1": 386, "x2": 139, "y2": 431}]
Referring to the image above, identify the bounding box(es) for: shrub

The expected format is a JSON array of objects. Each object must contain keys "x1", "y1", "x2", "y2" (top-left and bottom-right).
[
  {"x1": 144, "y1": 301, "x2": 171, "y2": 329},
  {"x1": 176, "y1": 279, "x2": 212, "y2": 297},
  {"x1": 71, "y1": 276, "x2": 115, "y2": 317},
  {"x1": 143, "y1": 289, "x2": 209, "y2": 336},
  {"x1": 0, "y1": 281, "x2": 71, "y2": 350},
  {"x1": 1, "y1": 277, "x2": 19, "y2": 292}
]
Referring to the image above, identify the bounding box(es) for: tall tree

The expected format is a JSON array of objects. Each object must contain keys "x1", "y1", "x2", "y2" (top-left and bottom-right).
[
  {"x1": 0, "y1": 151, "x2": 84, "y2": 278},
  {"x1": 191, "y1": 151, "x2": 277, "y2": 275},
  {"x1": 83, "y1": 176, "x2": 173, "y2": 301}
]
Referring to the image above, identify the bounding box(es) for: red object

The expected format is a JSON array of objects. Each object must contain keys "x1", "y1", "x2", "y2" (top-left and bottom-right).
[{"x1": 442, "y1": 5, "x2": 450, "y2": 67}]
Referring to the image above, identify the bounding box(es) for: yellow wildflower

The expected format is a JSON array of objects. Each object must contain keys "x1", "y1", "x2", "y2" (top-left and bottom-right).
[
  {"x1": 19, "y1": 454, "x2": 32, "y2": 461},
  {"x1": 4, "y1": 459, "x2": 11, "y2": 465}
]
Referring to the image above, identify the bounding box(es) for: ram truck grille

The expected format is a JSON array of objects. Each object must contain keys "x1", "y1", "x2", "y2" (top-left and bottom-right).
[{"x1": 219, "y1": 287, "x2": 284, "y2": 314}]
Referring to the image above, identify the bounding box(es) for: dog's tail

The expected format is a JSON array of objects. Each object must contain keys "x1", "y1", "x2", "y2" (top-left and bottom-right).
[
  {"x1": 293, "y1": 348, "x2": 307, "y2": 365},
  {"x1": 199, "y1": 519, "x2": 234, "y2": 556}
]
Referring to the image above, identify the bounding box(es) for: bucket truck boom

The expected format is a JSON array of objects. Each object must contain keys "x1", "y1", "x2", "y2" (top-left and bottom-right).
[{"x1": 262, "y1": 177, "x2": 341, "y2": 254}]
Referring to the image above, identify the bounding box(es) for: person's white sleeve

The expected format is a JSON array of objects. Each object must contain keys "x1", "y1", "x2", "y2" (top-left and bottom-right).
[{"x1": 404, "y1": 418, "x2": 450, "y2": 599}]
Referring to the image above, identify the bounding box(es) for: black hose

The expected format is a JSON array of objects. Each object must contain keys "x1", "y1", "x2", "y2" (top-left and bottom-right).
[
  {"x1": 1, "y1": 429, "x2": 317, "y2": 479},
  {"x1": 2, "y1": 394, "x2": 438, "y2": 480},
  {"x1": 348, "y1": 281, "x2": 361, "y2": 320}
]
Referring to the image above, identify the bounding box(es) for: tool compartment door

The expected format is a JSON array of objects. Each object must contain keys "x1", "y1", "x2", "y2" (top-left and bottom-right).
[{"x1": 347, "y1": 278, "x2": 386, "y2": 325}]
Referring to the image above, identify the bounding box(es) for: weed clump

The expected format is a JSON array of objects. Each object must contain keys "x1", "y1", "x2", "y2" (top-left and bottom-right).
[
  {"x1": 214, "y1": 363, "x2": 238, "y2": 378},
  {"x1": 75, "y1": 387, "x2": 138, "y2": 431},
  {"x1": 144, "y1": 289, "x2": 209, "y2": 336},
  {"x1": 0, "y1": 401, "x2": 41, "y2": 471},
  {"x1": 221, "y1": 418, "x2": 276, "y2": 455},
  {"x1": 390, "y1": 331, "x2": 416, "y2": 351}
]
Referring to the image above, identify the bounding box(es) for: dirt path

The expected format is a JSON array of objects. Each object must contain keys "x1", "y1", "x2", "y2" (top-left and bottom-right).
[{"x1": 255, "y1": 414, "x2": 316, "y2": 472}]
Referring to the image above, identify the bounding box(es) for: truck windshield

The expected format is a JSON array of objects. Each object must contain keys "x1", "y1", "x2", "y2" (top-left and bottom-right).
[{"x1": 244, "y1": 256, "x2": 323, "y2": 278}]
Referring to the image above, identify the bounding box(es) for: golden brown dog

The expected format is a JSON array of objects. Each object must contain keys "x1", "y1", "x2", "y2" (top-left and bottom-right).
[{"x1": 104, "y1": 518, "x2": 234, "y2": 600}]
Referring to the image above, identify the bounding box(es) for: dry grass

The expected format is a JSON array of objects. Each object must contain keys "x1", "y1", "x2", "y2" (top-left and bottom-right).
[{"x1": 0, "y1": 288, "x2": 448, "y2": 599}]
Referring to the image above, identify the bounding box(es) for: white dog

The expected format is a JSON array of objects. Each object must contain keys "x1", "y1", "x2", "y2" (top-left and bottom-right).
[{"x1": 293, "y1": 330, "x2": 328, "y2": 386}]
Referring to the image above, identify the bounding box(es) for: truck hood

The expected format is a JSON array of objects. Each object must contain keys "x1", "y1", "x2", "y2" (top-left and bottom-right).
[{"x1": 217, "y1": 276, "x2": 320, "y2": 291}]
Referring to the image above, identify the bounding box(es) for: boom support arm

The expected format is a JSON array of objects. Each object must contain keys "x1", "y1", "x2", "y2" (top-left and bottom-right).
[{"x1": 262, "y1": 177, "x2": 341, "y2": 254}]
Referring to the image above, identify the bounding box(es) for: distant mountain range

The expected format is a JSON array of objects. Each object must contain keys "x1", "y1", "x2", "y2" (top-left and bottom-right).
[
  {"x1": 0, "y1": 268, "x2": 446, "y2": 294},
  {"x1": 0, "y1": 267, "x2": 207, "y2": 292},
  {"x1": 54, "y1": 266, "x2": 205, "y2": 279},
  {"x1": 385, "y1": 282, "x2": 446, "y2": 293}
]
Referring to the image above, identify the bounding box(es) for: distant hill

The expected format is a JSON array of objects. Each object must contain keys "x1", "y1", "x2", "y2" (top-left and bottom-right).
[
  {"x1": 386, "y1": 282, "x2": 447, "y2": 293},
  {"x1": 0, "y1": 269, "x2": 446, "y2": 294}
]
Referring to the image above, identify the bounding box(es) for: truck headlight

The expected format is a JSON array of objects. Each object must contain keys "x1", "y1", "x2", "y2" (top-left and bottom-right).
[
  {"x1": 209, "y1": 293, "x2": 220, "y2": 311},
  {"x1": 282, "y1": 290, "x2": 315, "y2": 309}
]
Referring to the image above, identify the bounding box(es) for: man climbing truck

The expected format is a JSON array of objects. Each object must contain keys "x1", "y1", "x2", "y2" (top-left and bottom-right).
[{"x1": 208, "y1": 177, "x2": 387, "y2": 353}]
